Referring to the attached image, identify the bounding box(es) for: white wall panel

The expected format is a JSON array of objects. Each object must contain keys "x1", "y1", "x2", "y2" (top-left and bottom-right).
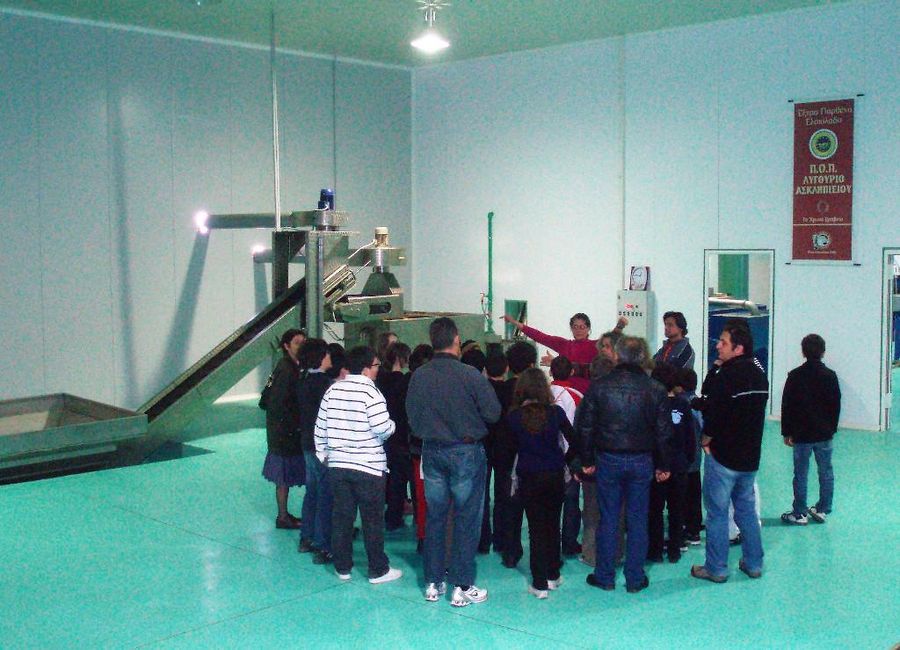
[
  {"x1": 413, "y1": 41, "x2": 624, "y2": 338},
  {"x1": 623, "y1": 24, "x2": 723, "y2": 351},
  {"x1": 37, "y1": 20, "x2": 115, "y2": 403},
  {"x1": 0, "y1": 15, "x2": 44, "y2": 399},
  {"x1": 106, "y1": 30, "x2": 177, "y2": 408},
  {"x1": 336, "y1": 63, "x2": 412, "y2": 292}
]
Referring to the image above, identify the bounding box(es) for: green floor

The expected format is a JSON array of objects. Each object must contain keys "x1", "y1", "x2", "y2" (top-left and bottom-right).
[{"x1": 2, "y1": 402, "x2": 898, "y2": 649}]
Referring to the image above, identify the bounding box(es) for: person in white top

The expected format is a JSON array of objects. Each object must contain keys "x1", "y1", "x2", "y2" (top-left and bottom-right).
[
  {"x1": 315, "y1": 345, "x2": 401, "y2": 585},
  {"x1": 548, "y1": 355, "x2": 585, "y2": 556}
]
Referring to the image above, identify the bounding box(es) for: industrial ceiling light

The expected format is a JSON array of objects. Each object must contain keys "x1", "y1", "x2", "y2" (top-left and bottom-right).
[{"x1": 411, "y1": 0, "x2": 450, "y2": 54}]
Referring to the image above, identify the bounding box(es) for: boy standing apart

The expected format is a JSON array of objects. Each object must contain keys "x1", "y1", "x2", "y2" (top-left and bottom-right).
[
  {"x1": 780, "y1": 334, "x2": 841, "y2": 525},
  {"x1": 315, "y1": 346, "x2": 401, "y2": 583}
]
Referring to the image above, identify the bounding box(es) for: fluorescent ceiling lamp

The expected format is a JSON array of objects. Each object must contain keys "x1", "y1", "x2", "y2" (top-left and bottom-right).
[{"x1": 411, "y1": 30, "x2": 450, "y2": 53}]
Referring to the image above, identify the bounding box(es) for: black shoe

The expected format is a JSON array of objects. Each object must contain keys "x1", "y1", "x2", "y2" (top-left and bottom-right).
[
  {"x1": 646, "y1": 553, "x2": 664, "y2": 563},
  {"x1": 312, "y1": 550, "x2": 333, "y2": 565},
  {"x1": 477, "y1": 544, "x2": 491, "y2": 555},
  {"x1": 276, "y1": 515, "x2": 301, "y2": 530},
  {"x1": 729, "y1": 533, "x2": 743, "y2": 546},
  {"x1": 626, "y1": 576, "x2": 650, "y2": 593},
  {"x1": 684, "y1": 533, "x2": 701, "y2": 546},
  {"x1": 501, "y1": 556, "x2": 520, "y2": 569},
  {"x1": 297, "y1": 538, "x2": 315, "y2": 554},
  {"x1": 585, "y1": 574, "x2": 614, "y2": 591},
  {"x1": 668, "y1": 553, "x2": 681, "y2": 564},
  {"x1": 562, "y1": 543, "x2": 582, "y2": 557}
]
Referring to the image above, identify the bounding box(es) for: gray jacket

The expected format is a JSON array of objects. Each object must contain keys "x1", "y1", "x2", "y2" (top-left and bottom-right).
[
  {"x1": 653, "y1": 336, "x2": 695, "y2": 369},
  {"x1": 406, "y1": 353, "x2": 501, "y2": 444}
]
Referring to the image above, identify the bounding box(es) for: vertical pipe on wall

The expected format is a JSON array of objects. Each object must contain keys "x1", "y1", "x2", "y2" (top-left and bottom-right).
[
  {"x1": 270, "y1": 4, "x2": 282, "y2": 231},
  {"x1": 618, "y1": 37, "x2": 627, "y2": 289},
  {"x1": 486, "y1": 211, "x2": 494, "y2": 334},
  {"x1": 332, "y1": 57, "x2": 338, "y2": 200}
]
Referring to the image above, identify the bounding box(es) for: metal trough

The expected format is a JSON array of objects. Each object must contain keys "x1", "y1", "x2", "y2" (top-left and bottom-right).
[{"x1": 0, "y1": 394, "x2": 147, "y2": 475}]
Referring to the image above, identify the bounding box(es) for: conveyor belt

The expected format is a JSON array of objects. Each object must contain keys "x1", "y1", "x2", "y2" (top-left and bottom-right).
[{"x1": 140, "y1": 278, "x2": 306, "y2": 436}]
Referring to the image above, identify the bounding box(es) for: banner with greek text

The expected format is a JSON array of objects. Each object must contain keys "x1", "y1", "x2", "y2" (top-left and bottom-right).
[{"x1": 792, "y1": 99, "x2": 854, "y2": 261}]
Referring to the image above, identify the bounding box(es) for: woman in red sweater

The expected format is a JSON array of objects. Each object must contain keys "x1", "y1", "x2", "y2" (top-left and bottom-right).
[{"x1": 501, "y1": 313, "x2": 627, "y2": 394}]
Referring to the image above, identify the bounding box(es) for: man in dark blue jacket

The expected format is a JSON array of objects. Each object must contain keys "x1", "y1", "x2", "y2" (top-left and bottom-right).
[
  {"x1": 406, "y1": 317, "x2": 501, "y2": 607},
  {"x1": 780, "y1": 334, "x2": 841, "y2": 525},
  {"x1": 691, "y1": 319, "x2": 768, "y2": 583}
]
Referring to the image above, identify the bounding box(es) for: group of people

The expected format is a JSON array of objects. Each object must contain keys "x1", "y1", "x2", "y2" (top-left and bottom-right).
[{"x1": 260, "y1": 305, "x2": 842, "y2": 603}]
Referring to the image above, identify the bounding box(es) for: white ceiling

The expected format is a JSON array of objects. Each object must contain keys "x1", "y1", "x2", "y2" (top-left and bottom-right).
[{"x1": 1, "y1": 0, "x2": 851, "y2": 67}]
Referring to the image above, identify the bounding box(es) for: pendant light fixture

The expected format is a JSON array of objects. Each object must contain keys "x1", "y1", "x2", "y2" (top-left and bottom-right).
[{"x1": 411, "y1": 1, "x2": 450, "y2": 54}]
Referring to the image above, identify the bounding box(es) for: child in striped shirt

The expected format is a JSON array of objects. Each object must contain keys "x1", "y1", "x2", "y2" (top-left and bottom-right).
[{"x1": 315, "y1": 345, "x2": 401, "y2": 584}]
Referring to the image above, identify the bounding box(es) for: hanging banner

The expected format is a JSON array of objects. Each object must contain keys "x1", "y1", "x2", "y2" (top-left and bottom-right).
[{"x1": 792, "y1": 98, "x2": 854, "y2": 261}]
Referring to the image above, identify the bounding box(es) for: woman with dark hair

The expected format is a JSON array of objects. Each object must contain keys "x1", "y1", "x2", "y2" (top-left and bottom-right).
[
  {"x1": 507, "y1": 367, "x2": 577, "y2": 599},
  {"x1": 501, "y1": 313, "x2": 627, "y2": 394},
  {"x1": 262, "y1": 328, "x2": 307, "y2": 529}
]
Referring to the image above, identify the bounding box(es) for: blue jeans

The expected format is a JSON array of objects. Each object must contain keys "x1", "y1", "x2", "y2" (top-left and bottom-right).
[
  {"x1": 703, "y1": 454, "x2": 764, "y2": 576},
  {"x1": 593, "y1": 452, "x2": 653, "y2": 588},
  {"x1": 301, "y1": 451, "x2": 332, "y2": 552},
  {"x1": 422, "y1": 441, "x2": 487, "y2": 587},
  {"x1": 792, "y1": 440, "x2": 834, "y2": 515}
]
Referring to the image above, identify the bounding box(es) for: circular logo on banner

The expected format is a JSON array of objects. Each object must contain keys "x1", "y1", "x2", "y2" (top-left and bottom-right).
[
  {"x1": 809, "y1": 129, "x2": 838, "y2": 159},
  {"x1": 812, "y1": 232, "x2": 831, "y2": 250}
]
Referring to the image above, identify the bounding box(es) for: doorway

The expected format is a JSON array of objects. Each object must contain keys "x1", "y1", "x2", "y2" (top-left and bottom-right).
[
  {"x1": 702, "y1": 250, "x2": 775, "y2": 412},
  {"x1": 881, "y1": 249, "x2": 900, "y2": 431}
]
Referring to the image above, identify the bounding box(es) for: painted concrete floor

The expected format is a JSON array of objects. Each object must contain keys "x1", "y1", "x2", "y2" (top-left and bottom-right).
[{"x1": 2, "y1": 403, "x2": 898, "y2": 649}]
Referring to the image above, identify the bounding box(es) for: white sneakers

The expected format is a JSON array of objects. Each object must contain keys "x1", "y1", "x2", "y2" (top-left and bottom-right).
[
  {"x1": 529, "y1": 577, "x2": 562, "y2": 599},
  {"x1": 424, "y1": 581, "x2": 447, "y2": 602},
  {"x1": 450, "y1": 585, "x2": 488, "y2": 607},
  {"x1": 808, "y1": 506, "x2": 827, "y2": 523},
  {"x1": 336, "y1": 571, "x2": 352, "y2": 581},
  {"x1": 368, "y1": 567, "x2": 403, "y2": 584}
]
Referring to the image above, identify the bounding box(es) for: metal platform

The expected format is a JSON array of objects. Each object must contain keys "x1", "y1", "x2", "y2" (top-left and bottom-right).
[{"x1": 0, "y1": 393, "x2": 147, "y2": 480}]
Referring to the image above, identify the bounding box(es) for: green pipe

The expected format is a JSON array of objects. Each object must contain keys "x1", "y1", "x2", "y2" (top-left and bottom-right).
[{"x1": 487, "y1": 211, "x2": 495, "y2": 334}]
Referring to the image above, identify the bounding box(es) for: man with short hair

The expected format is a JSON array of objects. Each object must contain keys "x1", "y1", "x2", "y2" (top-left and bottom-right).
[
  {"x1": 406, "y1": 317, "x2": 501, "y2": 606},
  {"x1": 315, "y1": 346, "x2": 401, "y2": 584},
  {"x1": 690, "y1": 319, "x2": 768, "y2": 583},
  {"x1": 780, "y1": 333, "x2": 841, "y2": 525},
  {"x1": 577, "y1": 336, "x2": 673, "y2": 593},
  {"x1": 653, "y1": 311, "x2": 695, "y2": 369}
]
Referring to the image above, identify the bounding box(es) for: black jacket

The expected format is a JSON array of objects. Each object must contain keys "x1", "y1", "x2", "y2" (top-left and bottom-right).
[
  {"x1": 297, "y1": 371, "x2": 332, "y2": 452},
  {"x1": 489, "y1": 377, "x2": 516, "y2": 469},
  {"x1": 376, "y1": 370, "x2": 411, "y2": 454},
  {"x1": 700, "y1": 355, "x2": 769, "y2": 472},
  {"x1": 265, "y1": 356, "x2": 303, "y2": 456},
  {"x1": 781, "y1": 359, "x2": 841, "y2": 443},
  {"x1": 575, "y1": 364, "x2": 674, "y2": 471},
  {"x1": 665, "y1": 394, "x2": 696, "y2": 473}
]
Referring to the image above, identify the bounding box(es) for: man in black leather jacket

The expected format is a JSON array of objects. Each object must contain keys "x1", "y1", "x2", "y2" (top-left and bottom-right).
[{"x1": 576, "y1": 336, "x2": 673, "y2": 593}]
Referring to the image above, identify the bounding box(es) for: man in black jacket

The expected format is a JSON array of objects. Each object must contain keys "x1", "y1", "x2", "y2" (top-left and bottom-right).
[
  {"x1": 691, "y1": 319, "x2": 768, "y2": 583},
  {"x1": 780, "y1": 334, "x2": 841, "y2": 525},
  {"x1": 577, "y1": 336, "x2": 673, "y2": 594}
]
